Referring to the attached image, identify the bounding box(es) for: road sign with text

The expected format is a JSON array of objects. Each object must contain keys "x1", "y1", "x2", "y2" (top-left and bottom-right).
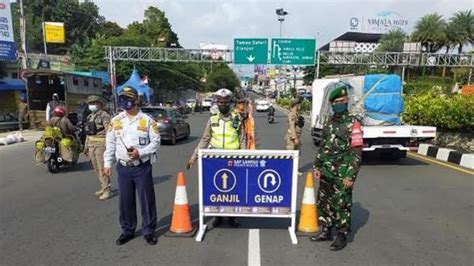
[
  {"x1": 234, "y1": 38, "x2": 268, "y2": 64},
  {"x1": 270, "y1": 38, "x2": 316, "y2": 65}
]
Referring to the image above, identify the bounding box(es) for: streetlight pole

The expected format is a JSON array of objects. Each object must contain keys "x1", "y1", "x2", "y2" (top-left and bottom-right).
[{"x1": 275, "y1": 8, "x2": 288, "y2": 97}]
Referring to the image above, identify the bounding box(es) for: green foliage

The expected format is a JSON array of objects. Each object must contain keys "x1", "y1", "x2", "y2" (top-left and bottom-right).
[
  {"x1": 276, "y1": 97, "x2": 290, "y2": 108},
  {"x1": 376, "y1": 29, "x2": 407, "y2": 52},
  {"x1": 411, "y1": 13, "x2": 447, "y2": 53},
  {"x1": 205, "y1": 65, "x2": 240, "y2": 92},
  {"x1": 12, "y1": 0, "x2": 104, "y2": 54},
  {"x1": 403, "y1": 93, "x2": 474, "y2": 131},
  {"x1": 300, "y1": 99, "x2": 311, "y2": 112},
  {"x1": 447, "y1": 10, "x2": 474, "y2": 53},
  {"x1": 404, "y1": 76, "x2": 453, "y2": 95}
]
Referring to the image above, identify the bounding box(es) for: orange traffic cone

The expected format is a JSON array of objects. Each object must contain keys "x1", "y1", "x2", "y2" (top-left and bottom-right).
[
  {"x1": 297, "y1": 172, "x2": 319, "y2": 235},
  {"x1": 165, "y1": 172, "x2": 196, "y2": 237}
]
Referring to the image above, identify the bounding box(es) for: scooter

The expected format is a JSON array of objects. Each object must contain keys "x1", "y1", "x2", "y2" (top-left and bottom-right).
[
  {"x1": 267, "y1": 113, "x2": 274, "y2": 124},
  {"x1": 43, "y1": 134, "x2": 80, "y2": 173}
]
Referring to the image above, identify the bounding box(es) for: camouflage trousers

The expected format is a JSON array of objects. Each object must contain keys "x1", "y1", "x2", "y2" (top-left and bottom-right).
[{"x1": 317, "y1": 177, "x2": 353, "y2": 235}]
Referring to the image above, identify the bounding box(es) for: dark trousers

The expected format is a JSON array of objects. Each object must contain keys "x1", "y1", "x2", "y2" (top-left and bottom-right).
[{"x1": 116, "y1": 161, "x2": 157, "y2": 236}]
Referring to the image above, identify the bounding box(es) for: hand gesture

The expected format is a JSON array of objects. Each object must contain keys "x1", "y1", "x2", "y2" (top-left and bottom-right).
[
  {"x1": 343, "y1": 179, "x2": 354, "y2": 189},
  {"x1": 127, "y1": 148, "x2": 140, "y2": 160},
  {"x1": 187, "y1": 158, "x2": 196, "y2": 170},
  {"x1": 103, "y1": 167, "x2": 112, "y2": 177}
]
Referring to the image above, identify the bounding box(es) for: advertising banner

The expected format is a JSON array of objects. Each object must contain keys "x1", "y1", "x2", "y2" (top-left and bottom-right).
[{"x1": 0, "y1": 1, "x2": 16, "y2": 61}]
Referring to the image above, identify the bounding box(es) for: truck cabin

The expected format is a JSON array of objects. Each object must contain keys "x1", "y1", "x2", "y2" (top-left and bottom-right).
[{"x1": 23, "y1": 70, "x2": 104, "y2": 128}]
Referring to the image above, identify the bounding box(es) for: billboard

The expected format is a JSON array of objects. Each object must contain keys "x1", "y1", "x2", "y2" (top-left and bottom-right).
[
  {"x1": 0, "y1": 1, "x2": 16, "y2": 61},
  {"x1": 350, "y1": 11, "x2": 409, "y2": 33}
]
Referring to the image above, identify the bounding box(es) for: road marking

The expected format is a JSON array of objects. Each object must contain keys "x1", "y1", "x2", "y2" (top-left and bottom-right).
[
  {"x1": 408, "y1": 152, "x2": 474, "y2": 175},
  {"x1": 248, "y1": 229, "x2": 261, "y2": 266}
]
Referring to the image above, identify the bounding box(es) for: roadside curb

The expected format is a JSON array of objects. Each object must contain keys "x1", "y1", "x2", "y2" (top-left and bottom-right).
[{"x1": 418, "y1": 144, "x2": 474, "y2": 170}]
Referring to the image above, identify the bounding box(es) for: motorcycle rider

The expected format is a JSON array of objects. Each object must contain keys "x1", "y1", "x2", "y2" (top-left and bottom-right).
[
  {"x1": 268, "y1": 103, "x2": 275, "y2": 123},
  {"x1": 48, "y1": 105, "x2": 80, "y2": 163}
]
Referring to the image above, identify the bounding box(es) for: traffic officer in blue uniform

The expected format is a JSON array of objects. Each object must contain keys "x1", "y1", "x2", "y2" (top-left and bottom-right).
[{"x1": 103, "y1": 86, "x2": 161, "y2": 245}]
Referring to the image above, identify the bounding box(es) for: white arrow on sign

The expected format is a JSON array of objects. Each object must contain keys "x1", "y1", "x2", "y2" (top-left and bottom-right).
[
  {"x1": 272, "y1": 41, "x2": 282, "y2": 60},
  {"x1": 246, "y1": 55, "x2": 255, "y2": 62},
  {"x1": 264, "y1": 173, "x2": 277, "y2": 188}
]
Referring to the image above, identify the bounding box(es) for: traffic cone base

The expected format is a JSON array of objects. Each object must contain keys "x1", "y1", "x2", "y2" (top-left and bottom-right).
[
  {"x1": 297, "y1": 172, "x2": 319, "y2": 236},
  {"x1": 165, "y1": 172, "x2": 196, "y2": 237}
]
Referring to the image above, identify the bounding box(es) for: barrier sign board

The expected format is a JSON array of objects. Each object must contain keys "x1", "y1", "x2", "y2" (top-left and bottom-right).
[
  {"x1": 196, "y1": 149, "x2": 299, "y2": 244},
  {"x1": 270, "y1": 38, "x2": 316, "y2": 65}
]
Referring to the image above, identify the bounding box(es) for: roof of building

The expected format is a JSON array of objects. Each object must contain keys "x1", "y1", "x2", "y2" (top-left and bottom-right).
[{"x1": 319, "y1": 32, "x2": 385, "y2": 51}]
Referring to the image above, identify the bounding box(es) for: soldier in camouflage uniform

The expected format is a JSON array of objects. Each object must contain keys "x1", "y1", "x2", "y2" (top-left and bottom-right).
[
  {"x1": 84, "y1": 95, "x2": 112, "y2": 200},
  {"x1": 310, "y1": 85, "x2": 362, "y2": 251}
]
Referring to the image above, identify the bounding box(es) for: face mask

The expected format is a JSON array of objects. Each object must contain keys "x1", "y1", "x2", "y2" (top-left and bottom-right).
[
  {"x1": 88, "y1": 105, "x2": 98, "y2": 112},
  {"x1": 119, "y1": 97, "x2": 136, "y2": 110},
  {"x1": 218, "y1": 105, "x2": 230, "y2": 114},
  {"x1": 332, "y1": 103, "x2": 348, "y2": 113}
]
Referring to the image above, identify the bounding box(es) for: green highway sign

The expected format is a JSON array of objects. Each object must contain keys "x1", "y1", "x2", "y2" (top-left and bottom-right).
[
  {"x1": 234, "y1": 38, "x2": 268, "y2": 64},
  {"x1": 270, "y1": 38, "x2": 316, "y2": 65}
]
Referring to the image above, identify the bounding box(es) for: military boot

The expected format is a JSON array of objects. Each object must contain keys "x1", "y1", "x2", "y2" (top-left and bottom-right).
[
  {"x1": 95, "y1": 187, "x2": 106, "y2": 196},
  {"x1": 99, "y1": 188, "x2": 112, "y2": 200},
  {"x1": 310, "y1": 226, "x2": 333, "y2": 242},
  {"x1": 330, "y1": 233, "x2": 347, "y2": 251}
]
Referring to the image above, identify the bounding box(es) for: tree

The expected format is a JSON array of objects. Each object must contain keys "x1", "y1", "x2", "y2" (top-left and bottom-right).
[
  {"x1": 97, "y1": 21, "x2": 124, "y2": 38},
  {"x1": 142, "y1": 7, "x2": 180, "y2": 48},
  {"x1": 11, "y1": 0, "x2": 104, "y2": 54},
  {"x1": 412, "y1": 13, "x2": 447, "y2": 53},
  {"x1": 447, "y1": 10, "x2": 474, "y2": 53},
  {"x1": 376, "y1": 29, "x2": 407, "y2": 52},
  {"x1": 206, "y1": 65, "x2": 240, "y2": 92}
]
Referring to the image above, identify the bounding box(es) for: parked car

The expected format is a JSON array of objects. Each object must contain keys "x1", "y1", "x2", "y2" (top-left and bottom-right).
[
  {"x1": 201, "y1": 98, "x2": 213, "y2": 111},
  {"x1": 141, "y1": 107, "x2": 190, "y2": 145},
  {"x1": 256, "y1": 100, "x2": 271, "y2": 112}
]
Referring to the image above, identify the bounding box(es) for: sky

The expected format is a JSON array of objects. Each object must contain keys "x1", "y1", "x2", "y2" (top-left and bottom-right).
[{"x1": 93, "y1": 0, "x2": 473, "y2": 49}]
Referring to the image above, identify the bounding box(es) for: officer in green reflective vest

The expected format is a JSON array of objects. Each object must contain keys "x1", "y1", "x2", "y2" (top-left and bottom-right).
[{"x1": 187, "y1": 88, "x2": 246, "y2": 227}]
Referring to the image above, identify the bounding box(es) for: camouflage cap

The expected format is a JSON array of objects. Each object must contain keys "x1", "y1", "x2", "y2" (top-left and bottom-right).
[
  {"x1": 290, "y1": 97, "x2": 301, "y2": 108},
  {"x1": 119, "y1": 86, "x2": 138, "y2": 99},
  {"x1": 86, "y1": 95, "x2": 103, "y2": 103},
  {"x1": 328, "y1": 85, "x2": 349, "y2": 101}
]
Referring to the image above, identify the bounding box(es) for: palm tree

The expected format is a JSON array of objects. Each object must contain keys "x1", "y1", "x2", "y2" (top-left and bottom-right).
[
  {"x1": 448, "y1": 10, "x2": 474, "y2": 53},
  {"x1": 376, "y1": 29, "x2": 408, "y2": 52},
  {"x1": 412, "y1": 13, "x2": 447, "y2": 53}
]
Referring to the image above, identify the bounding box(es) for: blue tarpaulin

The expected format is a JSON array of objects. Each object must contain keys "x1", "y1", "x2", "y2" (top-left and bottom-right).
[
  {"x1": 0, "y1": 79, "x2": 26, "y2": 92},
  {"x1": 363, "y1": 74, "x2": 404, "y2": 125},
  {"x1": 66, "y1": 71, "x2": 111, "y2": 85},
  {"x1": 115, "y1": 69, "x2": 153, "y2": 102}
]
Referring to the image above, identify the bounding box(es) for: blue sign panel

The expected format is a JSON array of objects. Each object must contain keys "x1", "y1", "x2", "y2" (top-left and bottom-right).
[
  {"x1": 0, "y1": 1, "x2": 16, "y2": 61},
  {"x1": 201, "y1": 157, "x2": 294, "y2": 215}
]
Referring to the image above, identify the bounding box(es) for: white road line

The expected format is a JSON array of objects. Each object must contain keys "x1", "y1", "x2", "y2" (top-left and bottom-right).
[{"x1": 248, "y1": 229, "x2": 261, "y2": 266}]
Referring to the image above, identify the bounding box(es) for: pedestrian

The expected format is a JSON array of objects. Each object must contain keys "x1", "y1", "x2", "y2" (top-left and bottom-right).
[
  {"x1": 103, "y1": 86, "x2": 160, "y2": 246},
  {"x1": 286, "y1": 98, "x2": 303, "y2": 150},
  {"x1": 18, "y1": 96, "x2": 28, "y2": 131},
  {"x1": 310, "y1": 84, "x2": 362, "y2": 251},
  {"x1": 83, "y1": 95, "x2": 112, "y2": 200},
  {"x1": 187, "y1": 88, "x2": 245, "y2": 227},
  {"x1": 45, "y1": 93, "x2": 62, "y2": 122}
]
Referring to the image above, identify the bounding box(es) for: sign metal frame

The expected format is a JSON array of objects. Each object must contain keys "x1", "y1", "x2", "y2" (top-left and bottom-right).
[{"x1": 196, "y1": 149, "x2": 299, "y2": 244}]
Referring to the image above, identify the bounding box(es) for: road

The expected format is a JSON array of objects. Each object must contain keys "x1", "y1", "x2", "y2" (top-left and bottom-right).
[{"x1": 1, "y1": 109, "x2": 473, "y2": 265}]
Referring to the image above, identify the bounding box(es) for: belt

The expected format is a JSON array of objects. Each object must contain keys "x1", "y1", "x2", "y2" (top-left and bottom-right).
[
  {"x1": 88, "y1": 136, "x2": 106, "y2": 142},
  {"x1": 118, "y1": 158, "x2": 149, "y2": 167}
]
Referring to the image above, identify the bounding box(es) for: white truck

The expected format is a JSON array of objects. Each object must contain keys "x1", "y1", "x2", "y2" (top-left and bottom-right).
[{"x1": 310, "y1": 74, "x2": 437, "y2": 159}]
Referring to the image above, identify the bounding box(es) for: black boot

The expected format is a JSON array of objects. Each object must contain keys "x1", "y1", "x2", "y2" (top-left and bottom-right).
[
  {"x1": 310, "y1": 226, "x2": 332, "y2": 242},
  {"x1": 330, "y1": 233, "x2": 347, "y2": 251},
  {"x1": 212, "y1": 217, "x2": 223, "y2": 227},
  {"x1": 228, "y1": 217, "x2": 240, "y2": 227}
]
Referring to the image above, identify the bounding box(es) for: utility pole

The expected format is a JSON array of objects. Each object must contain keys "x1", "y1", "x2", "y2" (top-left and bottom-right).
[
  {"x1": 275, "y1": 8, "x2": 288, "y2": 97},
  {"x1": 19, "y1": 0, "x2": 27, "y2": 69}
]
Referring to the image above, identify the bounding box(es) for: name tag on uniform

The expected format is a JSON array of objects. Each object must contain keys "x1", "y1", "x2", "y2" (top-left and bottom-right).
[{"x1": 139, "y1": 137, "x2": 148, "y2": 145}]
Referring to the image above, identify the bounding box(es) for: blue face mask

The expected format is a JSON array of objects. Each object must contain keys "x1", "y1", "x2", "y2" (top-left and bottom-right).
[
  {"x1": 118, "y1": 97, "x2": 136, "y2": 110},
  {"x1": 332, "y1": 103, "x2": 348, "y2": 113}
]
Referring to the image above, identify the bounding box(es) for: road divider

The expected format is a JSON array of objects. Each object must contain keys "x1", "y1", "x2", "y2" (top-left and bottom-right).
[{"x1": 417, "y1": 144, "x2": 474, "y2": 170}]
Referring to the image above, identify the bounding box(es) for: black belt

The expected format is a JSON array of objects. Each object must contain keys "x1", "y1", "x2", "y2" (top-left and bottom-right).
[{"x1": 118, "y1": 158, "x2": 149, "y2": 167}]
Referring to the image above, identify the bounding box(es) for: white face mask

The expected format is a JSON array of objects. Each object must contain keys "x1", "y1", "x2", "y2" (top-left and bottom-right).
[{"x1": 88, "y1": 105, "x2": 98, "y2": 112}]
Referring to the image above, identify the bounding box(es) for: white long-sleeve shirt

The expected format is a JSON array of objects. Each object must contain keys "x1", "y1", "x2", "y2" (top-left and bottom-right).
[{"x1": 104, "y1": 110, "x2": 160, "y2": 168}]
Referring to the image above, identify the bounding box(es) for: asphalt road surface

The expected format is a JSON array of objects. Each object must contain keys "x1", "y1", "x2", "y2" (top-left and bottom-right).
[{"x1": 1, "y1": 109, "x2": 473, "y2": 265}]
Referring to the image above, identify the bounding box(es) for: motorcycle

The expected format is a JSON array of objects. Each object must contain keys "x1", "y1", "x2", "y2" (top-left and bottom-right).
[
  {"x1": 267, "y1": 113, "x2": 274, "y2": 124},
  {"x1": 42, "y1": 133, "x2": 80, "y2": 173}
]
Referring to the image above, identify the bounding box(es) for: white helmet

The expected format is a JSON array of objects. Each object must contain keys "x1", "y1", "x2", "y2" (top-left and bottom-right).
[{"x1": 215, "y1": 88, "x2": 233, "y2": 99}]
